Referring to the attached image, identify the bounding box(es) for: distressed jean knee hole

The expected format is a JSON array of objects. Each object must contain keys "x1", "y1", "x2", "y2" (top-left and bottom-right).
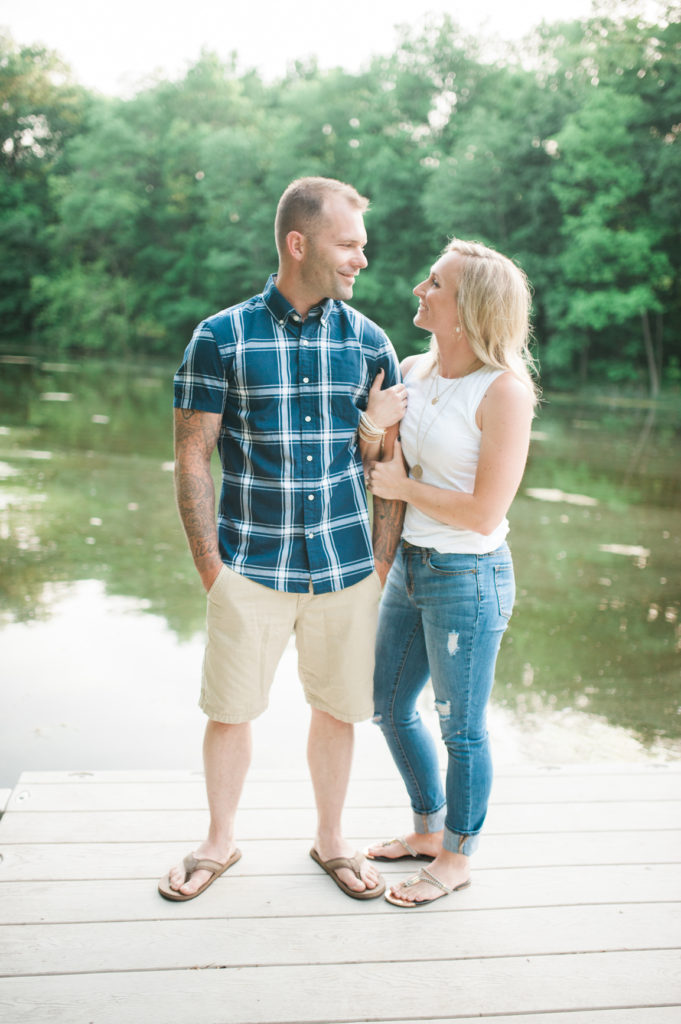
[{"x1": 434, "y1": 699, "x2": 451, "y2": 719}]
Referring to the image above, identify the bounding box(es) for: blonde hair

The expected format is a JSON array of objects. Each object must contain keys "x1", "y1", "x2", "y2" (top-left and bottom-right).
[
  {"x1": 274, "y1": 177, "x2": 369, "y2": 256},
  {"x1": 421, "y1": 238, "x2": 539, "y2": 403}
]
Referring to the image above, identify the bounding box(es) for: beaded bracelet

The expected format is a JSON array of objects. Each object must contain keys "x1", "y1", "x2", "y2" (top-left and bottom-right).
[{"x1": 358, "y1": 411, "x2": 385, "y2": 443}]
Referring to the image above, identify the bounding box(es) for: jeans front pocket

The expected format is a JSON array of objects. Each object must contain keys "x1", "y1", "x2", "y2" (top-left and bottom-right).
[{"x1": 426, "y1": 550, "x2": 477, "y2": 578}]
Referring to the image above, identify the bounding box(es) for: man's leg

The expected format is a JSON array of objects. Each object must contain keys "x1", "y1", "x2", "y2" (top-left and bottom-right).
[
  {"x1": 307, "y1": 706, "x2": 382, "y2": 893},
  {"x1": 166, "y1": 719, "x2": 251, "y2": 896}
]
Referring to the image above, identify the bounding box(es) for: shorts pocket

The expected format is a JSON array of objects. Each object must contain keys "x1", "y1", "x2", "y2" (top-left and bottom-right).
[{"x1": 207, "y1": 564, "x2": 227, "y2": 601}]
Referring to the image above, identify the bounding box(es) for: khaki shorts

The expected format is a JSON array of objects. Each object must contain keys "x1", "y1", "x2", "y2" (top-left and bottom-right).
[{"x1": 200, "y1": 565, "x2": 383, "y2": 724}]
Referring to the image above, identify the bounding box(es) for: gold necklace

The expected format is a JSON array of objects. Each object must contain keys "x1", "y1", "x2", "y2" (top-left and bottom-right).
[
  {"x1": 430, "y1": 372, "x2": 457, "y2": 405},
  {"x1": 410, "y1": 370, "x2": 465, "y2": 480}
]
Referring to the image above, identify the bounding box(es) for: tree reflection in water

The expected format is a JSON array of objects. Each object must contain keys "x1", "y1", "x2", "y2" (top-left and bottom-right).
[{"x1": 1, "y1": 356, "x2": 679, "y2": 784}]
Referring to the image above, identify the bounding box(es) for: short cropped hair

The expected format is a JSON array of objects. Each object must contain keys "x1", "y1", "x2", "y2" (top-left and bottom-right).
[{"x1": 274, "y1": 177, "x2": 369, "y2": 255}]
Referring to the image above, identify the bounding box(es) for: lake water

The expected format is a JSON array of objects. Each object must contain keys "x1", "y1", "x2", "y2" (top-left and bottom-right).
[{"x1": 1, "y1": 355, "x2": 680, "y2": 789}]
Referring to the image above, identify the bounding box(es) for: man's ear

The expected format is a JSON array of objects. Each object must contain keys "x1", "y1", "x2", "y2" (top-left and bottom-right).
[{"x1": 286, "y1": 230, "x2": 306, "y2": 262}]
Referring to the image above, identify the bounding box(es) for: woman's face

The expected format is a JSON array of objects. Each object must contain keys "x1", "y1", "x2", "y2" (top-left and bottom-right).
[{"x1": 412, "y1": 250, "x2": 463, "y2": 339}]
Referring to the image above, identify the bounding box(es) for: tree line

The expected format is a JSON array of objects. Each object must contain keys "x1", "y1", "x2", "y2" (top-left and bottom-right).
[{"x1": 1, "y1": 2, "x2": 679, "y2": 393}]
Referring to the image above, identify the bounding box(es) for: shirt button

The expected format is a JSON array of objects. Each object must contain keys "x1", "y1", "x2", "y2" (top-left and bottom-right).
[
  {"x1": 292, "y1": 314, "x2": 300, "y2": 322},
  {"x1": 303, "y1": 377, "x2": 309, "y2": 383},
  {"x1": 302, "y1": 340, "x2": 309, "y2": 346},
  {"x1": 278, "y1": 319, "x2": 284, "y2": 325},
  {"x1": 308, "y1": 494, "x2": 314, "y2": 501},
  {"x1": 306, "y1": 455, "x2": 313, "y2": 462},
  {"x1": 307, "y1": 532, "x2": 314, "y2": 539},
  {"x1": 304, "y1": 415, "x2": 311, "y2": 422}
]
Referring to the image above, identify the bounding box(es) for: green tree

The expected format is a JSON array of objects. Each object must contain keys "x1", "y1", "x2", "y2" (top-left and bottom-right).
[
  {"x1": 0, "y1": 33, "x2": 85, "y2": 347},
  {"x1": 36, "y1": 54, "x2": 267, "y2": 354},
  {"x1": 548, "y1": 86, "x2": 672, "y2": 392},
  {"x1": 4, "y1": 6, "x2": 679, "y2": 392}
]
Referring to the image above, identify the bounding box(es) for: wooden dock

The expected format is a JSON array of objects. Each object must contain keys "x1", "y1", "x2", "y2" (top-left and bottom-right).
[{"x1": 1, "y1": 763, "x2": 680, "y2": 1023}]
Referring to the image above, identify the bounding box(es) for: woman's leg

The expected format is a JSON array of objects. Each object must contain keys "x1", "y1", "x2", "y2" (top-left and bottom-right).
[
  {"x1": 425, "y1": 547, "x2": 514, "y2": 855},
  {"x1": 372, "y1": 546, "x2": 446, "y2": 831},
  {"x1": 388, "y1": 546, "x2": 515, "y2": 904}
]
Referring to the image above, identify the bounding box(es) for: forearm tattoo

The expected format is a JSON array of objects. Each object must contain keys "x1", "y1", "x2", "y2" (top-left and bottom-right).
[
  {"x1": 173, "y1": 409, "x2": 221, "y2": 571},
  {"x1": 372, "y1": 496, "x2": 405, "y2": 571}
]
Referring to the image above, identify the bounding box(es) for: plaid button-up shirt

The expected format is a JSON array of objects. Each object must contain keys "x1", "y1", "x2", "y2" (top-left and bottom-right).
[{"x1": 174, "y1": 275, "x2": 400, "y2": 593}]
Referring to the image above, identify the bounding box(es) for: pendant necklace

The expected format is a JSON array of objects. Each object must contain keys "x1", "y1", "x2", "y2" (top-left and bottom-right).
[{"x1": 410, "y1": 370, "x2": 465, "y2": 480}]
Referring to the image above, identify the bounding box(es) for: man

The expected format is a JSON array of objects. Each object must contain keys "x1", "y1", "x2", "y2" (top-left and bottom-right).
[{"x1": 158, "y1": 177, "x2": 405, "y2": 902}]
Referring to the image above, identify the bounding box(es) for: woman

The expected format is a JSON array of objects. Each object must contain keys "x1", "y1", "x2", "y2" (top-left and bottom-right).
[{"x1": 364, "y1": 238, "x2": 538, "y2": 907}]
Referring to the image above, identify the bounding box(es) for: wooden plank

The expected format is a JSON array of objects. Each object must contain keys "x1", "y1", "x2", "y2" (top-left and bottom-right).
[
  {"x1": 0, "y1": 767, "x2": 678, "y2": 1024},
  {"x1": 329, "y1": 1015, "x2": 681, "y2": 1024},
  {"x1": 7, "y1": 774, "x2": 679, "y2": 815},
  {"x1": 7, "y1": 770, "x2": 681, "y2": 810},
  {"x1": 1, "y1": 801, "x2": 679, "y2": 843},
  {"x1": 16, "y1": 764, "x2": 681, "y2": 784},
  {"x1": 1, "y1": 864, "x2": 680, "y2": 925},
  {"x1": 1, "y1": 903, "x2": 679, "y2": 978},
  {"x1": 0, "y1": 950, "x2": 678, "y2": 1023},
  {"x1": 1, "y1": 830, "x2": 680, "y2": 884}
]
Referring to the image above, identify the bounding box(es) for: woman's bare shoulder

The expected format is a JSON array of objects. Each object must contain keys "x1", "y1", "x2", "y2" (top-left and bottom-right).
[{"x1": 400, "y1": 353, "x2": 424, "y2": 378}]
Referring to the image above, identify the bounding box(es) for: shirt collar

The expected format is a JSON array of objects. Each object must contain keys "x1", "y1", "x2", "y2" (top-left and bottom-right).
[{"x1": 263, "y1": 274, "x2": 333, "y2": 326}]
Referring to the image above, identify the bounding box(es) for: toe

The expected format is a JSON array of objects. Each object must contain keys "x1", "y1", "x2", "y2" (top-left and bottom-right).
[
  {"x1": 178, "y1": 870, "x2": 209, "y2": 895},
  {"x1": 367, "y1": 839, "x2": 398, "y2": 860},
  {"x1": 334, "y1": 867, "x2": 366, "y2": 892},
  {"x1": 361, "y1": 863, "x2": 381, "y2": 889},
  {"x1": 167, "y1": 867, "x2": 184, "y2": 892}
]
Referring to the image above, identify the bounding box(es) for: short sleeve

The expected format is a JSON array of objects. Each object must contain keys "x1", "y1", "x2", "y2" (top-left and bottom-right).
[
  {"x1": 173, "y1": 322, "x2": 227, "y2": 413},
  {"x1": 367, "y1": 326, "x2": 401, "y2": 391},
  {"x1": 378, "y1": 334, "x2": 401, "y2": 388}
]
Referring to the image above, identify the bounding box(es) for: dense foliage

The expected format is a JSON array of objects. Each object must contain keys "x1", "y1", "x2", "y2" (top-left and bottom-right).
[{"x1": 1, "y1": 1, "x2": 679, "y2": 391}]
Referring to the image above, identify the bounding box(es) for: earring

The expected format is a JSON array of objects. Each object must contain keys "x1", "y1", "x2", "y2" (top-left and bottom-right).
[{"x1": 455, "y1": 326, "x2": 461, "y2": 334}]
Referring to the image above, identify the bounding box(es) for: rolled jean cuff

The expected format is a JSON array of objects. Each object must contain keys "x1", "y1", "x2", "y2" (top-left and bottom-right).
[
  {"x1": 443, "y1": 828, "x2": 480, "y2": 856},
  {"x1": 413, "y1": 807, "x2": 446, "y2": 834}
]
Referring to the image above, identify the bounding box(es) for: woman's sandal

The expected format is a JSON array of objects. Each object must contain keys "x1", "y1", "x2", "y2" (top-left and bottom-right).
[
  {"x1": 385, "y1": 866, "x2": 471, "y2": 907},
  {"x1": 366, "y1": 836, "x2": 435, "y2": 862}
]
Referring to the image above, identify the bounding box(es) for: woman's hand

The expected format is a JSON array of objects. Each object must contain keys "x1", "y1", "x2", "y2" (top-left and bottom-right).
[
  {"x1": 366, "y1": 368, "x2": 408, "y2": 429},
  {"x1": 367, "y1": 438, "x2": 410, "y2": 501}
]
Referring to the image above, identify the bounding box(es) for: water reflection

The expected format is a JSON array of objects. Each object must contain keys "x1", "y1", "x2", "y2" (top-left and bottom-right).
[
  {"x1": 1, "y1": 356, "x2": 679, "y2": 785},
  {"x1": 503, "y1": 391, "x2": 681, "y2": 754}
]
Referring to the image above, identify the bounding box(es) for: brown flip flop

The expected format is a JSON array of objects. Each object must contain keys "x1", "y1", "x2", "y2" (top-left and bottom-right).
[
  {"x1": 309, "y1": 848, "x2": 386, "y2": 900},
  {"x1": 158, "y1": 848, "x2": 242, "y2": 901}
]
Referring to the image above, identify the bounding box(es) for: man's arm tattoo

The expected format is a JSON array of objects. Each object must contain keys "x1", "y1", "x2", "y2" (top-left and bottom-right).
[
  {"x1": 173, "y1": 409, "x2": 222, "y2": 575},
  {"x1": 175, "y1": 465, "x2": 219, "y2": 565},
  {"x1": 372, "y1": 495, "x2": 405, "y2": 575}
]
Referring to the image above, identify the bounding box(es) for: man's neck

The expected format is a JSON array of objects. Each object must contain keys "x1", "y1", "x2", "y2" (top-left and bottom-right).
[{"x1": 274, "y1": 268, "x2": 324, "y2": 321}]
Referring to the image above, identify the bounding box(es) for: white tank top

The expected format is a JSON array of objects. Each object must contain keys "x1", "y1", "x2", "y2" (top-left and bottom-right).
[{"x1": 400, "y1": 359, "x2": 509, "y2": 554}]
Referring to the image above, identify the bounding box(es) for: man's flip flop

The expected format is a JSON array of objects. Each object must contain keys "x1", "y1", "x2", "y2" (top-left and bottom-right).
[
  {"x1": 158, "y1": 848, "x2": 242, "y2": 902},
  {"x1": 309, "y1": 848, "x2": 386, "y2": 900},
  {"x1": 385, "y1": 866, "x2": 471, "y2": 907},
  {"x1": 366, "y1": 836, "x2": 435, "y2": 862}
]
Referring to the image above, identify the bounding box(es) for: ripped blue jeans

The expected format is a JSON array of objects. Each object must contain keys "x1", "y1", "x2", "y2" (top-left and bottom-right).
[{"x1": 373, "y1": 540, "x2": 515, "y2": 856}]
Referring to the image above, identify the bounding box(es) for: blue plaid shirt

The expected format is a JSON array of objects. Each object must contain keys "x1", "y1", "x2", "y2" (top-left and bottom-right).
[{"x1": 174, "y1": 275, "x2": 400, "y2": 594}]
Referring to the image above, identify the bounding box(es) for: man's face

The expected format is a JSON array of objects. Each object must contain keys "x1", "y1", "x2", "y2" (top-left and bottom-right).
[{"x1": 301, "y1": 195, "x2": 368, "y2": 302}]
